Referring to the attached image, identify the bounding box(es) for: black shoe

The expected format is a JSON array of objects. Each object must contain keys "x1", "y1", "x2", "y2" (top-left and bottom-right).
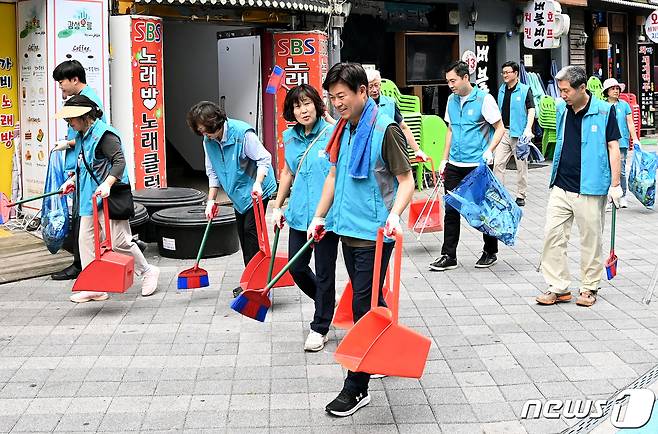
[
  {"x1": 232, "y1": 286, "x2": 243, "y2": 298},
  {"x1": 325, "y1": 388, "x2": 371, "y2": 417},
  {"x1": 51, "y1": 264, "x2": 81, "y2": 280},
  {"x1": 429, "y1": 255, "x2": 458, "y2": 271},
  {"x1": 475, "y1": 252, "x2": 497, "y2": 268},
  {"x1": 515, "y1": 198, "x2": 526, "y2": 207}
]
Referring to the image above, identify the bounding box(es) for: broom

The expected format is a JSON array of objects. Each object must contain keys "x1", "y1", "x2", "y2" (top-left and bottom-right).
[
  {"x1": 605, "y1": 205, "x2": 618, "y2": 280},
  {"x1": 177, "y1": 213, "x2": 214, "y2": 290},
  {"x1": 232, "y1": 233, "x2": 314, "y2": 322},
  {"x1": 0, "y1": 190, "x2": 65, "y2": 224}
]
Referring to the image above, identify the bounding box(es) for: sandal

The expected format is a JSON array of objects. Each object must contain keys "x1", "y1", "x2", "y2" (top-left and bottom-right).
[{"x1": 576, "y1": 291, "x2": 597, "y2": 307}]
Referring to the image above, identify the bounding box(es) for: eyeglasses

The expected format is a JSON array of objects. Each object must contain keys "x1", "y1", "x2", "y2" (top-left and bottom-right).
[{"x1": 501, "y1": 70, "x2": 516, "y2": 76}]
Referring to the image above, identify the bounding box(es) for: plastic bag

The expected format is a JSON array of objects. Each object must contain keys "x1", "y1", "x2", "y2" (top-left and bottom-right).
[
  {"x1": 628, "y1": 144, "x2": 657, "y2": 209},
  {"x1": 41, "y1": 151, "x2": 69, "y2": 253},
  {"x1": 444, "y1": 164, "x2": 523, "y2": 246}
]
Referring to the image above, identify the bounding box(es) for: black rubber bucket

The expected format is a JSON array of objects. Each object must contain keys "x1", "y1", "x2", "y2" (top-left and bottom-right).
[
  {"x1": 150, "y1": 205, "x2": 239, "y2": 259},
  {"x1": 132, "y1": 187, "x2": 206, "y2": 242},
  {"x1": 129, "y1": 202, "x2": 149, "y2": 241}
]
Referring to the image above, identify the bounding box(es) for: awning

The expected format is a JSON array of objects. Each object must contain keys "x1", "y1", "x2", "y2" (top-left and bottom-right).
[
  {"x1": 134, "y1": 0, "x2": 332, "y2": 14},
  {"x1": 600, "y1": 0, "x2": 657, "y2": 9}
]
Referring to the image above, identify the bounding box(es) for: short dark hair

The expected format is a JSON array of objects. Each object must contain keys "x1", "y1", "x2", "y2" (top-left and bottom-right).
[
  {"x1": 322, "y1": 62, "x2": 368, "y2": 94},
  {"x1": 186, "y1": 101, "x2": 227, "y2": 136},
  {"x1": 444, "y1": 61, "x2": 469, "y2": 79},
  {"x1": 52, "y1": 60, "x2": 87, "y2": 83},
  {"x1": 282, "y1": 85, "x2": 326, "y2": 123},
  {"x1": 502, "y1": 61, "x2": 519, "y2": 73}
]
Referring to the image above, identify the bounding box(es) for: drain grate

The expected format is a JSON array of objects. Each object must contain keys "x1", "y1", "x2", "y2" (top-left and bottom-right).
[{"x1": 562, "y1": 363, "x2": 658, "y2": 434}]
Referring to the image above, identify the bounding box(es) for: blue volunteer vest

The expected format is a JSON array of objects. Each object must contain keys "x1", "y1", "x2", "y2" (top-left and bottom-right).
[
  {"x1": 447, "y1": 87, "x2": 493, "y2": 163},
  {"x1": 283, "y1": 118, "x2": 334, "y2": 232},
  {"x1": 497, "y1": 82, "x2": 530, "y2": 138},
  {"x1": 377, "y1": 95, "x2": 396, "y2": 120},
  {"x1": 74, "y1": 120, "x2": 129, "y2": 217},
  {"x1": 65, "y1": 85, "x2": 106, "y2": 172},
  {"x1": 613, "y1": 100, "x2": 631, "y2": 149},
  {"x1": 332, "y1": 112, "x2": 398, "y2": 242},
  {"x1": 204, "y1": 118, "x2": 276, "y2": 214},
  {"x1": 550, "y1": 98, "x2": 612, "y2": 195}
]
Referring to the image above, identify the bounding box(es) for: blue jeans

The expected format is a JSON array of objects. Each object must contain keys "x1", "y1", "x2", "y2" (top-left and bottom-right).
[{"x1": 620, "y1": 148, "x2": 628, "y2": 196}]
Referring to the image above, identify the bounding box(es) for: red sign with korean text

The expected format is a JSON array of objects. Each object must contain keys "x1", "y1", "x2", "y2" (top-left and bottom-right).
[
  {"x1": 131, "y1": 17, "x2": 166, "y2": 189},
  {"x1": 272, "y1": 32, "x2": 328, "y2": 174}
]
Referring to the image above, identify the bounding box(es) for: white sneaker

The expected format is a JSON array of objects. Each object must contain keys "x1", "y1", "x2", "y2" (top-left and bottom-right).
[
  {"x1": 620, "y1": 196, "x2": 628, "y2": 208},
  {"x1": 304, "y1": 330, "x2": 328, "y2": 352},
  {"x1": 141, "y1": 265, "x2": 160, "y2": 296},
  {"x1": 70, "y1": 291, "x2": 109, "y2": 303},
  {"x1": 370, "y1": 373, "x2": 387, "y2": 379}
]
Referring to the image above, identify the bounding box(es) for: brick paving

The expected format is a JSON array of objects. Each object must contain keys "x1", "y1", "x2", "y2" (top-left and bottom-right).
[{"x1": 1, "y1": 155, "x2": 658, "y2": 433}]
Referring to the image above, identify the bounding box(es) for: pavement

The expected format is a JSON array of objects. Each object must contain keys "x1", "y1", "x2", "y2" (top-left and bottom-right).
[{"x1": 2, "y1": 155, "x2": 658, "y2": 434}]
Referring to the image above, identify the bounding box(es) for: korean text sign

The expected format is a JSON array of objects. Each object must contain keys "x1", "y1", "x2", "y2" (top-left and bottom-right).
[
  {"x1": 131, "y1": 17, "x2": 166, "y2": 189},
  {"x1": 272, "y1": 32, "x2": 328, "y2": 174},
  {"x1": 523, "y1": 1, "x2": 557, "y2": 49},
  {"x1": 0, "y1": 3, "x2": 18, "y2": 198}
]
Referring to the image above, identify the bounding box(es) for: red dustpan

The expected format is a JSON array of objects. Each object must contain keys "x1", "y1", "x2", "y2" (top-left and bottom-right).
[
  {"x1": 332, "y1": 270, "x2": 392, "y2": 330},
  {"x1": 240, "y1": 192, "x2": 294, "y2": 290},
  {"x1": 408, "y1": 157, "x2": 443, "y2": 238},
  {"x1": 334, "y1": 228, "x2": 431, "y2": 378},
  {"x1": 73, "y1": 193, "x2": 134, "y2": 293}
]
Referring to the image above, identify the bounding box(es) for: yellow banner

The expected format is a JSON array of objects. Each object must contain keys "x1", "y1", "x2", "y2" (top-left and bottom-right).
[{"x1": 0, "y1": 3, "x2": 18, "y2": 198}]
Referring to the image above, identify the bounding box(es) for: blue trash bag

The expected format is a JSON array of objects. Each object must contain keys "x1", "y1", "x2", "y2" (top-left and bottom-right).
[
  {"x1": 628, "y1": 144, "x2": 658, "y2": 209},
  {"x1": 444, "y1": 164, "x2": 523, "y2": 246},
  {"x1": 41, "y1": 151, "x2": 69, "y2": 253}
]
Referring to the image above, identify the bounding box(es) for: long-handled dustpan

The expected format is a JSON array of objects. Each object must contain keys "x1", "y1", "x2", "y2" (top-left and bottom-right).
[
  {"x1": 334, "y1": 228, "x2": 431, "y2": 378},
  {"x1": 73, "y1": 193, "x2": 135, "y2": 293},
  {"x1": 239, "y1": 192, "x2": 294, "y2": 290},
  {"x1": 408, "y1": 157, "x2": 443, "y2": 239},
  {"x1": 605, "y1": 205, "x2": 618, "y2": 280},
  {"x1": 332, "y1": 271, "x2": 392, "y2": 330},
  {"x1": 232, "y1": 235, "x2": 314, "y2": 321},
  {"x1": 177, "y1": 213, "x2": 214, "y2": 290}
]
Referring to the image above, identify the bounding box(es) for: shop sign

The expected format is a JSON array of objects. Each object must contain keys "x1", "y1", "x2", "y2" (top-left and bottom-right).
[
  {"x1": 0, "y1": 3, "x2": 19, "y2": 199},
  {"x1": 272, "y1": 32, "x2": 328, "y2": 175},
  {"x1": 638, "y1": 44, "x2": 655, "y2": 128},
  {"x1": 523, "y1": 1, "x2": 557, "y2": 49},
  {"x1": 475, "y1": 35, "x2": 495, "y2": 93},
  {"x1": 645, "y1": 10, "x2": 658, "y2": 44},
  {"x1": 131, "y1": 17, "x2": 166, "y2": 189},
  {"x1": 461, "y1": 50, "x2": 476, "y2": 75}
]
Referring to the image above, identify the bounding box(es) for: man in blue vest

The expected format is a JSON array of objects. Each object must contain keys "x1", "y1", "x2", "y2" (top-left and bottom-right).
[
  {"x1": 50, "y1": 60, "x2": 106, "y2": 281},
  {"x1": 493, "y1": 61, "x2": 535, "y2": 207},
  {"x1": 429, "y1": 61, "x2": 505, "y2": 272},
  {"x1": 536, "y1": 66, "x2": 622, "y2": 308},
  {"x1": 308, "y1": 62, "x2": 415, "y2": 417},
  {"x1": 366, "y1": 69, "x2": 427, "y2": 162},
  {"x1": 187, "y1": 102, "x2": 276, "y2": 298}
]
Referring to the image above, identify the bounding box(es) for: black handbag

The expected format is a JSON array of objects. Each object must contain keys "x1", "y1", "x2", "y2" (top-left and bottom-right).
[{"x1": 80, "y1": 148, "x2": 135, "y2": 220}]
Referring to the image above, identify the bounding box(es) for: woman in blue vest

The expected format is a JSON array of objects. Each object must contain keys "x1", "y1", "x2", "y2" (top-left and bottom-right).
[
  {"x1": 270, "y1": 84, "x2": 338, "y2": 352},
  {"x1": 186, "y1": 101, "x2": 276, "y2": 297},
  {"x1": 55, "y1": 95, "x2": 160, "y2": 303},
  {"x1": 603, "y1": 78, "x2": 640, "y2": 208}
]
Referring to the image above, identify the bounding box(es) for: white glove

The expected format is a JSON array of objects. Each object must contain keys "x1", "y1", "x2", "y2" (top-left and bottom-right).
[
  {"x1": 415, "y1": 150, "x2": 429, "y2": 162},
  {"x1": 483, "y1": 148, "x2": 494, "y2": 164},
  {"x1": 95, "y1": 181, "x2": 111, "y2": 198},
  {"x1": 53, "y1": 139, "x2": 70, "y2": 152},
  {"x1": 60, "y1": 178, "x2": 75, "y2": 195},
  {"x1": 631, "y1": 140, "x2": 640, "y2": 151},
  {"x1": 608, "y1": 185, "x2": 623, "y2": 208},
  {"x1": 271, "y1": 207, "x2": 285, "y2": 229},
  {"x1": 438, "y1": 159, "x2": 448, "y2": 179},
  {"x1": 205, "y1": 199, "x2": 218, "y2": 220},
  {"x1": 307, "y1": 216, "x2": 326, "y2": 242},
  {"x1": 252, "y1": 181, "x2": 263, "y2": 196},
  {"x1": 384, "y1": 212, "x2": 401, "y2": 238},
  {"x1": 522, "y1": 129, "x2": 534, "y2": 141}
]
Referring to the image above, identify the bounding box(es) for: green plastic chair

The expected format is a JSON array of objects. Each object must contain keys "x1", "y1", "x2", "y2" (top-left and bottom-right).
[
  {"x1": 381, "y1": 79, "x2": 421, "y2": 113},
  {"x1": 419, "y1": 115, "x2": 447, "y2": 187},
  {"x1": 587, "y1": 76, "x2": 605, "y2": 101}
]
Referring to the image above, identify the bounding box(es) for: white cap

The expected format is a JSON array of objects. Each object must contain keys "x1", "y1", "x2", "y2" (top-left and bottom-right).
[
  {"x1": 602, "y1": 77, "x2": 626, "y2": 94},
  {"x1": 366, "y1": 69, "x2": 381, "y2": 83}
]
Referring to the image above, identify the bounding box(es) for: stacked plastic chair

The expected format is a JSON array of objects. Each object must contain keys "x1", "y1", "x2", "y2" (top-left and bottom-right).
[
  {"x1": 538, "y1": 95, "x2": 557, "y2": 159},
  {"x1": 620, "y1": 93, "x2": 642, "y2": 140},
  {"x1": 381, "y1": 79, "x2": 421, "y2": 112},
  {"x1": 587, "y1": 76, "x2": 605, "y2": 101}
]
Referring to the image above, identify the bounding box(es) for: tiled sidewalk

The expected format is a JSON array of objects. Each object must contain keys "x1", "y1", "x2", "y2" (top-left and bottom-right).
[{"x1": 1, "y1": 159, "x2": 658, "y2": 433}]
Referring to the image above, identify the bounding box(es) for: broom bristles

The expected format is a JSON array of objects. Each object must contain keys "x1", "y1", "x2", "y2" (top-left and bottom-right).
[
  {"x1": 231, "y1": 294, "x2": 268, "y2": 322},
  {"x1": 177, "y1": 274, "x2": 209, "y2": 290}
]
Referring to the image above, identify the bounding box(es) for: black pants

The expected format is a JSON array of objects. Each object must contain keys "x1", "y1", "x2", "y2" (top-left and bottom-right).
[
  {"x1": 71, "y1": 215, "x2": 82, "y2": 269},
  {"x1": 442, "y1": 163, "x2": 498, "y2": 259},
  {"x1": 234, "y1": 199, "x2": 268, "y2": 266},
  {"x1": 288, "y1": 228, "x2": 339, "y2": 335},
  {"x1": 342, "y1": 241, "x2": 394, "y2": 395}
]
